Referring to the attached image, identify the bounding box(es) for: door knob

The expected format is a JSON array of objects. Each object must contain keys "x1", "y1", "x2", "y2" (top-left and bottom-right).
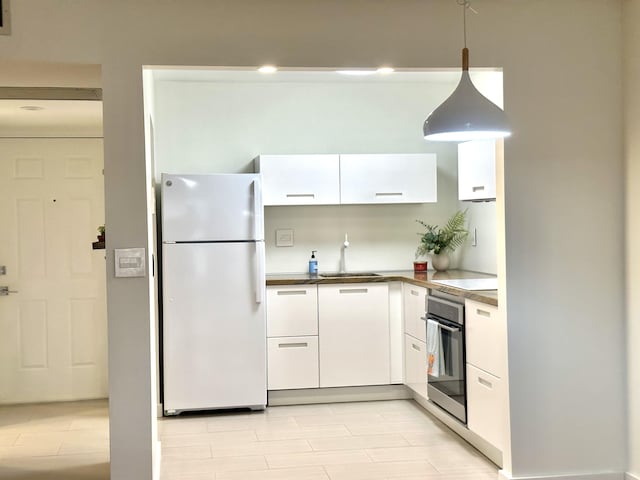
[{"x1": 0, "y1": 286, "x2": 18, "y2": 296}]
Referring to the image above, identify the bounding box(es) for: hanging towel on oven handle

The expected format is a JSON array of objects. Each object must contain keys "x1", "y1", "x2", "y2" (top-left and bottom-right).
[{"x1": 426, "y1": 319, "x2": 444, "y2": 377}]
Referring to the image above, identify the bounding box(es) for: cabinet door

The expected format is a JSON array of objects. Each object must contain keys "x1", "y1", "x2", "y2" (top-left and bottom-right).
[
  {"x1": 465, "y1": 299, "x2": 505, "y2": 378},
  {"x1": 404, "y1": 334, "x2": 428, "y2": 399},
  {"x1": 403, "y1": 284, "x2": 427, "y2": 342},
  {"x1": 255, "y1": 154, "x2": 340, "y2": 205},
  {"x1": 466, "y1": 364, "x2": 505, "y2": 450},
  {"x1": 318, "y1": 283, "x2": 390, "y2": 387},
  {"x1": 458, "y1": 140, "x2": 496, "y2": 201},
  {"x1": 267, "y1": 336, "x2": 319, "y2": 390},
  {"x1": 340, "y1": 154, "x2": 437, "y2": 204},
  {"x1": 266, "y1": 286, "x2": 318, "y2": 337}
]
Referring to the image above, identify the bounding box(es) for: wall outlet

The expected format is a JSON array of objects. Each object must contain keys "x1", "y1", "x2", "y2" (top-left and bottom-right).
[{"x1": 276, "y1": 229, "x2": 294, "y2": 247}]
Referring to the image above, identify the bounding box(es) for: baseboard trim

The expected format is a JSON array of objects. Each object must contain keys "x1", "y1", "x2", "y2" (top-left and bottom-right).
[
  {"x1": 626, "y1": 473, "x2": 640, "y2": 480},
  {"x1": 153, "y1": 440, "x2": 162, "y2": 480},
  {"x1": 498, "y1": 470, "x2": 624, "y2": 480},
  {"x1": 267, "y1": 384, "x2": 411, "y2": 406}
]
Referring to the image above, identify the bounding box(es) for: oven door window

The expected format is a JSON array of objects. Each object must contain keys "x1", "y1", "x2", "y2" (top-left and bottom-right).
[{"x1": 428, "y1": 319, "x2": 465, "y2": 406}]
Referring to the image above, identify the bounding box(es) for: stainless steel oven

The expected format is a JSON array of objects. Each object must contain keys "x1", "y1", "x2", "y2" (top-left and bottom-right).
[{"x1": 424, "y1": 295, "x2": 466, "y2": 424}]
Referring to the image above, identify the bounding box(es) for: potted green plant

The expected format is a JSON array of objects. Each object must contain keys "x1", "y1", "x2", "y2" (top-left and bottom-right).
[
  {"x1": 415, "y1": 210, "x2": 469, "y2": 271},
  {"x1": 97, "y1": 225, "x2": 105, "y2": 242}
]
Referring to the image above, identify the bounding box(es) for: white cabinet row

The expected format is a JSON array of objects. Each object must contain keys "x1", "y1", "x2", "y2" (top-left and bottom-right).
[
  {"x1": 255, "y1": 153, "x2": 437, "y2": 206},
  {"x1": 266, "y1": 283, "x2": 390, "y2": 390},
  {"x1": 266, "y1": 282, "x2": 507, "y2": 455}
]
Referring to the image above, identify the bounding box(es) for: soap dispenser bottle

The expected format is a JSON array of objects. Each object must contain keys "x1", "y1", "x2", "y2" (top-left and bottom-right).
[{"x1": 308, "y1": 251, "x2": 318, "y2": 275}]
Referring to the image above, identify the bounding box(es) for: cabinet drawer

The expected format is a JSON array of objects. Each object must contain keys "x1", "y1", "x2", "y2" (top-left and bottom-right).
[
  {"x1": 255, "y1": 154, "x2": 340, "y2": 206},
  {"x1": 404, "y1": 334, "x2": 428, "y2": 399},
  {"x1": 466, "y1": 364, "x2": 505, "y2": 450},
  {"x1": 465, "y1": 299, "x2": 505, "y2": 378},
  {"x1": 267, "y1": 286, "x2": 318, "y2": 337},
  {"x1": 403, "y1": 284, "x2": 427, "y2": 342},
  {"x1": 267, "y1": 336, "x2": 319, "y2": 390}
]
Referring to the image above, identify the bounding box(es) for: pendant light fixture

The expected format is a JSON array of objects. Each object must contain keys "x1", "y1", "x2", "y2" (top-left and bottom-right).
[{"x1": 423, "y1": 0, "x2": 511, "y2": 142}]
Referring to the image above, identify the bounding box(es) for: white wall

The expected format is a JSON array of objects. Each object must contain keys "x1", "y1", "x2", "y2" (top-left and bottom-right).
[
  {"x1": 624, "y1": 1, "x2": 640, "y2": 477},
  {"x1": 152, "y1": 76, "x2": 483, "y2": 273},
  {"x1": 456, "y1": 201, "x2": 497, "y2": 275},
  {"x1": 0, "y1": 1, "x2": 627, "y2": 479}
]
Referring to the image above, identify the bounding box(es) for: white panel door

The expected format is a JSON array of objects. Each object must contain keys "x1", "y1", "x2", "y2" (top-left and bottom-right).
[
  {"x1": 0, "y1": 139, "x2": 107, "y2": 404},
  {"x1": 318, "y1": 283, "x2": 390, "y2": 387},
  {"x1": 163, "y1": 242, "x2": 266, "y2": 412},
  {"x1": 340, "y1": 154, "x2": 437, "y2": 204}
]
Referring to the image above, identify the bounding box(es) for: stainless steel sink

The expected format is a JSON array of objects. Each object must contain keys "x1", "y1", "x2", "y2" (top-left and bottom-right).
[{"x1": 318, "y1": 272, "x2": 380, "y2": 278}]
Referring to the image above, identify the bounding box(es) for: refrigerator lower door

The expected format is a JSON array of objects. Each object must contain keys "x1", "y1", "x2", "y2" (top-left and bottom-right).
[{"x1": 162, "y1": 242, "x2": 266, "y2": 413}]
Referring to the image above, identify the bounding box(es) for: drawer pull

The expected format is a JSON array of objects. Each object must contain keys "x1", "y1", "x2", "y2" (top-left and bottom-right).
[
  {"x1": 478, "y1": 377, "x2": 493, "y2": 389},
  {"x1": 286, "y1": 193, "x2": 315, "y2": 198},
  {"x1": 410, "y1": 290, "x2": 419, "y2": 296},
  {"x1": 472, "y1": 186, "x2": 485, "y2": 192},
  {"x1": 477, "y1": 308, "x2": 491, "y2": 317},
  {"x1": 277, "y1": 290, "x2": 307, "y2": 296},
  {"x1": 278, "y1": 342, "x2": 308, "y2": 348},
  {"x1": 411, "y1": 343, "x2": 421, "y2": 351},
  {"x1": 339, "y1": 288, "x2": 368, "y2": 294},
  {"x1": 375, "y1": 192, "x2": 403, "y2": 197}
]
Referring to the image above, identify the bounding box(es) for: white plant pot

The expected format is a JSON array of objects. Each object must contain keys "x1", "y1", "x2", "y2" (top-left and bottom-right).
[{"x1": 431, "y1": 253, "x2": 450, "y2": 272}]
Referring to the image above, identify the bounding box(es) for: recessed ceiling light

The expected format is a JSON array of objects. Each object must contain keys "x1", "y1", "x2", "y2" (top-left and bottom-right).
[
  {"x1": 20, "y1": 105, "x2": 44, "y2": 111},
  {"x1": 258, "y1": 65, "x2": 278, "y2": 74},
  {"x1": 377, "y1": 67, "x2": 395, "y2": 74}
]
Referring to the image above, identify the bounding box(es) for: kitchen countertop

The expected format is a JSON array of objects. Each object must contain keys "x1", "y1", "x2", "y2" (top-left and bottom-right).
[{"x1": 266, "y1": 269, "x2": 498, "y2": 306}]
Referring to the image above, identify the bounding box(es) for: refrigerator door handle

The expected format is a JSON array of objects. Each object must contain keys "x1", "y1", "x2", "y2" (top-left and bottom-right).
[
  {"x1": 253, "y1": 179, "x2": 264, "y2": 239},
  {"x1": 255, "y1": 241, "x2": 265, "y2": 304}
]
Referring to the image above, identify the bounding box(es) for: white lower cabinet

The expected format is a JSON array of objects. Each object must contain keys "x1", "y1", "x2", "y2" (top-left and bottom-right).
[
  {"x1": 318, "y1": 283, "x2": 390, "y2": 388},
  {"x1": 267, "y1": 337, "x2": 319, "y2": 390},
  {"x1": 466, "y1": 364, "x2": 505, "y2": 450},
  {"x1": 404, "y1": 334, "x2": 428, "y2": 399}
]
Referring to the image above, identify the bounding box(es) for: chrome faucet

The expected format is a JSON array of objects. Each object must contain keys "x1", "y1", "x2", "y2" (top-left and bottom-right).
[{"x1": 340, "y1": 233, "x2": 349, "y2": 273}]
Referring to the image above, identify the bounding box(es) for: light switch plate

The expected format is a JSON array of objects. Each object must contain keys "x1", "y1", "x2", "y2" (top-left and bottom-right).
[
  {"x1": 276, "y1": 229, "x2": 294, "y2": 247},
  {"x1": 0, "y1": 266, "x2": 5, "y2": 275},
  {"x1": 115, "y1": 248, "x2": 146, "y2": 277}
]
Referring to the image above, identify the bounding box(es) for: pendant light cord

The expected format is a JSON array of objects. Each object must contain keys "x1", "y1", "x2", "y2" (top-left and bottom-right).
[{"x1": 456, "y1": 0, "x2": 471, "y2": 48}]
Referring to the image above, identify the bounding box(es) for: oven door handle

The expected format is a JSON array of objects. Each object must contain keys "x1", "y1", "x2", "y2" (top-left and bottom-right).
[
  {"x1": 438, "y1": 323, "x2": 461, "y2": 333},
  {"x1": 422, "y1": 316, "x2": 461, "y2": 333}
]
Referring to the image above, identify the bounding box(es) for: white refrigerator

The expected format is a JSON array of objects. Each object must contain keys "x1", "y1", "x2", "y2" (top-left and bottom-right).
[{"x1": 161, "y1": 173, "x2": 266, "y2": 415}]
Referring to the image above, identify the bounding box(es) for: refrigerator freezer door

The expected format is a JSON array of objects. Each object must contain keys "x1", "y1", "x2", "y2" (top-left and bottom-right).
[
  {"x1": 162, "y1": 242, "x2": 266, "y2": 412},
  {"x1": 161, "y1": 173, "x2": 264, "y2": 242}
]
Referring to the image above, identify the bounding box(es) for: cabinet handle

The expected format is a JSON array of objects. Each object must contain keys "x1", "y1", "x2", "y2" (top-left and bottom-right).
[
  {"x1": 375, "y1": 192, "x2": 403, "y2": 197},
  {"x1": 478, "y1": 376, "x2": 493, "y2": 389},
  {"x1": 278, "y1": 342, "x2": 308, "y2": 348},
  {"x1": 419, "y1": 316, "x2": 427, "y2": 322},
  {"x1": 411, "y1": 343, "x2": 421, "y2": 351},
  {"x1": 339, "y1": 288, "x2": 368, "y2": 294},
  {"x1": 410, "y1": 290, "x2": 419, "y2": 296},
  {"x1": 472, "y1": 186, "x2": 485, "y2": 192},
  {"x1": 286, "y1": 193, "x2": 315, "y2": 198},
  {"x1": 277, "y1": 290, "x2": 307, "y2": 296},
  {"x1": 477, "y1": 308, "x2": 491, "y2": 317}
]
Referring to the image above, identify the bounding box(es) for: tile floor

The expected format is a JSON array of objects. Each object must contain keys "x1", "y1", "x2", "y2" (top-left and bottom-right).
[
  {"x1": 159, "y1": 400, "x2": 499, "y2": 480},
  {"x1": 0, "y1": 399, "x2": 499, "y2": 480},
  {"x1": 0, "y1": 399, "x2": 109, "y2": 479}
]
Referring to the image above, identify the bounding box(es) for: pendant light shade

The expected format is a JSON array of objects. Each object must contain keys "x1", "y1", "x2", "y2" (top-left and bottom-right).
[{"x1": 423, "y1": 3, "x2": 512, "y2": 142}]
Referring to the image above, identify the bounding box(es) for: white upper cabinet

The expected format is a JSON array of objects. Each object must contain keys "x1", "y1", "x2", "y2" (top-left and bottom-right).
[
  {"x1": 340, "y1": 154, "x2": 437, "y2": 204},
  {"x1": 458, "y1": 140, "x2": 497, "y2": 201},
  {"x1": 255, "y1": 154, "x2": 340, "y2": 206}
]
